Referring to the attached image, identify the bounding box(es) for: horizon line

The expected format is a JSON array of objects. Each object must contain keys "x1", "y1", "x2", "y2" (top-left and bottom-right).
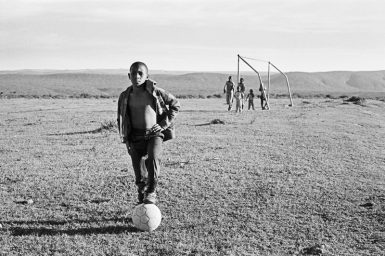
[{"x1": 0, "y1": 68, "x2": 384, "y2": 74}]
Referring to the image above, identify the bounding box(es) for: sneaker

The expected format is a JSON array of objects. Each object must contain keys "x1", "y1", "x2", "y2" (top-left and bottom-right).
[{"x1": 143, "y1": 192, "x2": 157, "y2": 204}]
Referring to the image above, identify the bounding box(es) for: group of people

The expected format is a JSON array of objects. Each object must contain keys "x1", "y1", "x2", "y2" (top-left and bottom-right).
[{"x1": 223, "y1": 76, "x2": 268, "y2": 112}]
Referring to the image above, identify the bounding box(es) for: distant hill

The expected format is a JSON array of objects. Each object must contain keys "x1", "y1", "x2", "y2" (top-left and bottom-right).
[
  {"x1": 272, "y1": 71, "x2": 385, "y2": 93},
  {"x1": 0, "y1": 70, "x2": 385, "y2": 98}
]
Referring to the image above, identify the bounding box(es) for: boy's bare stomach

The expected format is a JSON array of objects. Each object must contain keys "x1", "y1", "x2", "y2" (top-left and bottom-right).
[{"x1": 130, "y1": 105, "x2": 157, "y2": 130}]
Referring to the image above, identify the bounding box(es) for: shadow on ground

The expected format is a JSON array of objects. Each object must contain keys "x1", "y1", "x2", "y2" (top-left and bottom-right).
[
  {"x1": 47, "y1": 127, "x2": 108, "y2": 136},
  {"x1": 5, "y1": 217, "x2": 138, "y2": 236}
]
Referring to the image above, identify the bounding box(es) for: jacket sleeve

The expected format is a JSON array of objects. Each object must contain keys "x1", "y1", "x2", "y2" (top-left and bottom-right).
[{"x1": 157, "y1": 89, "x2": 180, "y2": 129}]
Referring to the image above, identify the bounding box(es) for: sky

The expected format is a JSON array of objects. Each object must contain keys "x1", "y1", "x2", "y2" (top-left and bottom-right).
[{"x1": 1, "y1": 0, "x2": 384, "y2": 72}]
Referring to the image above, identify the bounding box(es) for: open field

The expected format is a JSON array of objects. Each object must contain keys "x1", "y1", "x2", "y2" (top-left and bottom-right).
[{"x1": 0, "y1": 97, "x2": 384, "y2": 255}]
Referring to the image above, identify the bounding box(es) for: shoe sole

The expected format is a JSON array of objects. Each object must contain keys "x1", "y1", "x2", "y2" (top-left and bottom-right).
[{"x1": 143, "y1": 199, "x2": 156, "y2": 204}]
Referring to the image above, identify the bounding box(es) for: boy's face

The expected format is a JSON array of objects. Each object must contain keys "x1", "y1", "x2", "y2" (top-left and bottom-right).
[{"x1": 129, "y1": 64, "x2": 148, "y2": 86}]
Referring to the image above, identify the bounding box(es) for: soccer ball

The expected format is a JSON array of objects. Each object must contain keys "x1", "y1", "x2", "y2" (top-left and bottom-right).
[{"x1": 132, "y1": 204, "x2": 162, "y2": 231}]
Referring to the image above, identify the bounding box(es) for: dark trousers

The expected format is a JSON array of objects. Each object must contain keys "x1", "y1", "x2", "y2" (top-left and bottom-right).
[
  {"x1": 126, "y1": 130, "x2": 163, "y2": 194},
  {"x1": 226, "y1": 92, "x2": 233, "y2": 105},
  {"x1": 248, "y1": 101, "x2": 255, "y2": 110}
]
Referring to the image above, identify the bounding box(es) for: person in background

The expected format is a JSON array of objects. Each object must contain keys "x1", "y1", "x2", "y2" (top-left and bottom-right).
[
  {"x1": 233, "y1": 87, "x2": 244, "y2": 113},
  {"x1": 259, "y1": 83, "x2": 269, "y2": 110},
  {"x1": 223, "y1": 76, "x2": 235, "y2": 111},
  {"x1": 237, "y1": 78, "x2": 246, "y2": 109},
  {"x1": 245, "y1": 89, "x2": 255, "y2": 110}
]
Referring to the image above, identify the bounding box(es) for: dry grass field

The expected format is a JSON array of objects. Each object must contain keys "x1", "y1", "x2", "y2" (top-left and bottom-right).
[{"x1": 0, "y1": 97, "x2": 384, "y2": 255}]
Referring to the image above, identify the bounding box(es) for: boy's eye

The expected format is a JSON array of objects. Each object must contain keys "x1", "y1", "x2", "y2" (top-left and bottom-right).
[{"x1": 131, "y1": 71, "x2": 143, "y2": 77}]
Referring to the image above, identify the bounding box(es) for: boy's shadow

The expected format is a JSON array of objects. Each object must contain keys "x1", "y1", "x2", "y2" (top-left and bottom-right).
[{"x1": 5, "y1": 217, "x2": 139, "y2": 236}]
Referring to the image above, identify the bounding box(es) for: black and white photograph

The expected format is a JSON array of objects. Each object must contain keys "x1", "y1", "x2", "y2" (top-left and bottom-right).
[{"x1": 0, "y1": 0, "x2": 384, "y2": 255}]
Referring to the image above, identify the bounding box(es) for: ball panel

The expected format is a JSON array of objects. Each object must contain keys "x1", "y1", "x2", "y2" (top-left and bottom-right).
[{"x1": 132, "y1": 204, "x2": 162, "y2": 231}]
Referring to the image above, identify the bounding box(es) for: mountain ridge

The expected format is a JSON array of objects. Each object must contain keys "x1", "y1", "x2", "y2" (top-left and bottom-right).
[{"x1": 1, "y1": 70, "x2": 385, "y2": 98}]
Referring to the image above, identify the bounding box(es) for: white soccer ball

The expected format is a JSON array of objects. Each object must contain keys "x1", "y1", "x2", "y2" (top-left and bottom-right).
[{"x1": 132, "y1": 204, "x2": 162, "y2": 232}]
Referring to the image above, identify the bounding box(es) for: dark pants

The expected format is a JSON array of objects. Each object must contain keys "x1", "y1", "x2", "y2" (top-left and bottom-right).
[
  {"x1": 126, "y1": 129, "x2": 163, "y2": 194},
  {"x1": 226, "y1": 92, "x2": 233, "y2": 105},
  {"x1": 248, "y1": 101, "x2": 255, "y2": 110}
]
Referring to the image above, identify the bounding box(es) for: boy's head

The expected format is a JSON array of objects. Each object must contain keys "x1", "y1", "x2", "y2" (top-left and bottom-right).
[
  {"x1": 128, "y1": 61, "x2": 149, "y2": 86},
  {"x1": 250, "y1": 89, "x2": 253, "y2": 93},
  {"x1": 228, "y1": 76, "x2": 232, "y2": 81},
  {"x1": 240, "y1": 78, "x2": 244, "y2": 82}
]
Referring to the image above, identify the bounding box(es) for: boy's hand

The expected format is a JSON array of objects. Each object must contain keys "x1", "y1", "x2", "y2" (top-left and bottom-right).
[{"x1": 150, "y1": 124, "x2": 164, "y2": 133}]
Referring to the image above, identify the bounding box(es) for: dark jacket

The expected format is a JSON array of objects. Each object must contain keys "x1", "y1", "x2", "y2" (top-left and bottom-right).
[{"x1": 117, "y1": 79, "x2": 180, "y2": 143}]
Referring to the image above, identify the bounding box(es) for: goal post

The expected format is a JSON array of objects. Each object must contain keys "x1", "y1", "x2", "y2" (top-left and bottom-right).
[
  {"x1": 237, "y1": 54, "x2": 270, "y2": 110},
  {"x1": 237, "y1": 54, "x2": 293, "y2": 107},
  {"x1": 269, "y1": 61, "x2": 293, "y2": 107}
]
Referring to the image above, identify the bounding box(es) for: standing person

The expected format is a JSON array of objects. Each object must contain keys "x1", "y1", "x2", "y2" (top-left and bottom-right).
[
  {"x1": 259, "y1": 83, "x2": 269, "y2": 110},
  {"x1": 117, "y1": 61, "x2": 180, "y2": 205},
  {"x1": 233, "y1": 87, "x2": 244, "y2": 113},
  {"x1": 245, "y1": 89, "x2": 255, "y2": 110},
  {"x1": 223, "y1": 76, "x2": 235, "y2": 111},
  {"x1": 237, "y1": 78, "x2": 246, "y2": 109}
]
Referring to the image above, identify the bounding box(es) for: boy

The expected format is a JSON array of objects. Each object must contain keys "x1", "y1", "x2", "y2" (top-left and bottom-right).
[
  {"x1": 259, "y1": 83, "x2": 269, "y2": 110},
  {"x1": 233, "y1": 87, "x2": 244, "y2": 113},
  {"x1": 223, "y1": 76, "x2": 235, "y2": 110},
  {"x1": 117, "y1": 62, "x2": 180, "y2": 204},
  {"x1": 237, "y1": 78, "x2": 246, "y2": 109},
  {"x1": 245, "y1": 89, "x2": 255, "y2": 110}
]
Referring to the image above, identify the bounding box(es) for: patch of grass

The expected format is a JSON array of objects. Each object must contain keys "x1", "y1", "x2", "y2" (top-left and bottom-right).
[
  {"x1": 210, "y1": 119, "x2": 225, "y2": 124},
  {"x1": 207, "y1": 94, "x2": 222, "y2": 99},
  {"x1": 344, "y1": 96, "x2": 367, "y2": 106},
  {"x1": 99, "y1": 120, "x2": 117, "y2": 132}
]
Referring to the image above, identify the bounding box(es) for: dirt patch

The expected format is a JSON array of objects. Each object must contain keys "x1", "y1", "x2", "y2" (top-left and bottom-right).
[{"x1": 210, "y1": 119, "x2": 225, "y2": 124}]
